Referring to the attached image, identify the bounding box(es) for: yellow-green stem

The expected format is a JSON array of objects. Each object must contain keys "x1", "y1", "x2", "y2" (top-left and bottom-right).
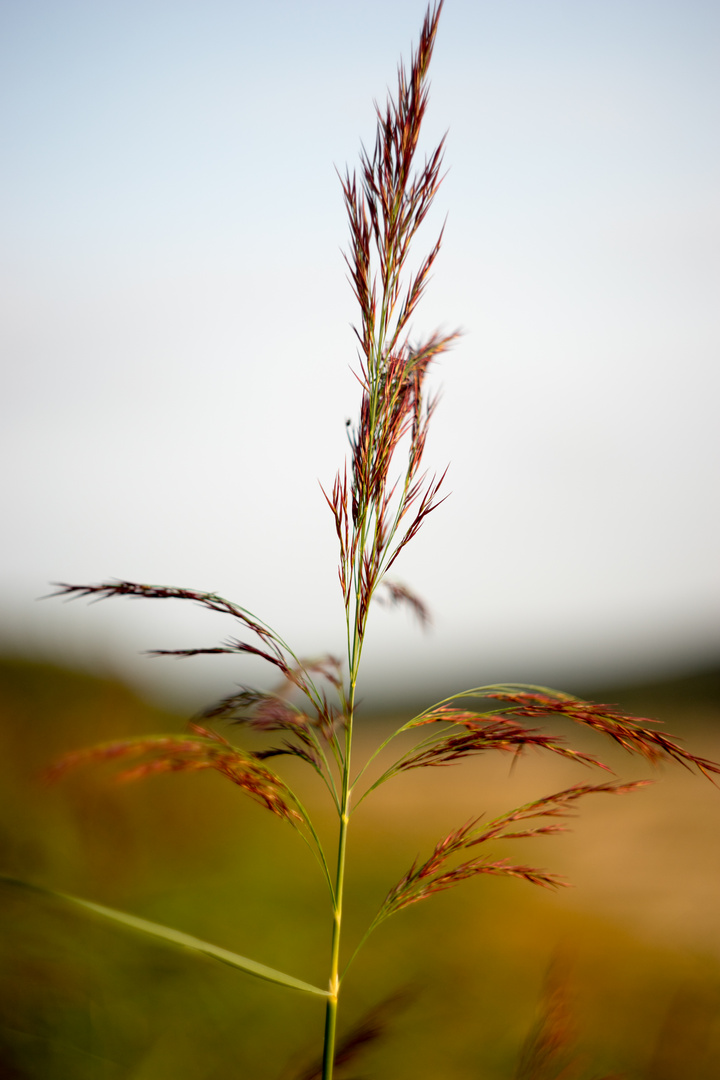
[{"x1": 321, "y1": 699, "x2": 354, "y2": 1080}]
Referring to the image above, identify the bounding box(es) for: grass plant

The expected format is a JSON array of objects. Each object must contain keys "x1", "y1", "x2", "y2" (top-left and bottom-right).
[{"x1": 5, "y1": 4, "x2": 719, "y2": 1076}]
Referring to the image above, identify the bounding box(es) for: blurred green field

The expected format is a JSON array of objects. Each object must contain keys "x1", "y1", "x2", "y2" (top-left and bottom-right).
[{"x1": 1, "y1": 657, "x2": 720, "y2": 1078}]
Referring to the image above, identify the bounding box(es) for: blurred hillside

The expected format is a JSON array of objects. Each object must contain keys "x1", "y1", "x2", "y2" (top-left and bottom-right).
[{"x1": 1, "y1": 655, "x2": 720, "y2": 1079}]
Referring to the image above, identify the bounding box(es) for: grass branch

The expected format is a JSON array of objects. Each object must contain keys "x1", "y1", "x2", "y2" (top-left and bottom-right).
[{"x1": 32, "y1": 5, "x2": 720, "y2": 1079}]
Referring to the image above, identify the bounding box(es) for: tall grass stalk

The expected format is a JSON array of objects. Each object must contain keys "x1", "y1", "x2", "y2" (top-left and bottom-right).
[{"x1": 8, "y1": 3, "x2": 719, "y2": 1076}]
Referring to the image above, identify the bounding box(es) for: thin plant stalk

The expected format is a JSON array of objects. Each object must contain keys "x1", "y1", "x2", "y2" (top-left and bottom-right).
[{"x1": 322, "y1": 722, "x2": 351, "y2": 1080}]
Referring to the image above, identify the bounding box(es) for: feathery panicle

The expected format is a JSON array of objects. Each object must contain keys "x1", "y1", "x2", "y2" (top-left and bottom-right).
[
  {"x1": 388, "y1": 710, "x2": 613, "y2": 773},
  {"x1": 328, "y1": 0, "x2": 457, "y2": 648},
  {"x1": 375, "y1": 780, "x2": 648, "y2": 923},
  {"x1": 481, "y1": 687, "x2": 720, "y2": 782},
  {"x1": 358, "y1": 707, "x2": 616, "y2": 805},
  {"x1": 464, "y1": 781, "x2": 652, "y2": 843},
  {"x1": 342, "y1": 2, "x2": 447, "y2": 366},
  {"x1": 149, "y1": 639, "x2": 293, "y2": 676},
  {"x1": 197, "y1": 660, "x2": 344, "y2": 777},
  {"x1": 52, "y1": 581, "x2": 278, "y2": 638},
  {"x1": 46, "y1": 725, "x2": 304, "y2": 824},
  {"x1": 52, "y1": 580, "x2": 294, "y2": 674},
  {"x1": 51, "y1": 580, "x2": 342, "y2": 735}
]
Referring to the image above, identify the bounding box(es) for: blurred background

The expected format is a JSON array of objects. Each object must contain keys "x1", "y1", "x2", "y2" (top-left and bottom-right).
[
  {"x1": 1, "y1": 0, "x2": 719, "y2": 705},
  {"x1": 1, "y1": 0, "x2": 719, "y2": 1075},
  {"x1": 1, "y1": 658, "x2": 719, "y2": 1078}
]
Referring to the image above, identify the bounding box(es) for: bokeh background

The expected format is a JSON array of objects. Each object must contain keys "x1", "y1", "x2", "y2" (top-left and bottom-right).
[{"x1": 2, "y1": 0, "x2": 719, "y2": 1076}]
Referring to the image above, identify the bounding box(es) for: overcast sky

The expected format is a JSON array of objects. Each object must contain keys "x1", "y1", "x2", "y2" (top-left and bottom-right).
[{"x1": 2, "y1": 0, "x2": 719, "y2": 707}]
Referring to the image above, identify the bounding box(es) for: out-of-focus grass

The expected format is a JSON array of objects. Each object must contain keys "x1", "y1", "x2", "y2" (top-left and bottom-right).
[{"x1": 1, "y1": 657, "x2": 720, "y2": 1078}]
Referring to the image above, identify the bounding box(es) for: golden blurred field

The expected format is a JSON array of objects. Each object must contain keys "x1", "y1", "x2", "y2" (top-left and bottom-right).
[{"x1": 1, "y1": 657, "x2": 719, "y2": 1078}]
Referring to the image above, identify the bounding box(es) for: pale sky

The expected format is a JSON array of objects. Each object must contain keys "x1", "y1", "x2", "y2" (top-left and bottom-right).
[{"x1": 2, "y1": 0, "x2": 719, "y2": 707}]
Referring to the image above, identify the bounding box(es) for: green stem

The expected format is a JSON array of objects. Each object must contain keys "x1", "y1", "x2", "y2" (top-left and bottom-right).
[{"x1": 321, "y1": 712, "x2": 353, "y2": 1080}]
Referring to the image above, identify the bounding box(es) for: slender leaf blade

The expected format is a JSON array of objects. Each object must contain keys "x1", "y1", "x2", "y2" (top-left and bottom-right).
[{"x1": 1, "y1": 875, "x2": 329, "y2": 997}]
